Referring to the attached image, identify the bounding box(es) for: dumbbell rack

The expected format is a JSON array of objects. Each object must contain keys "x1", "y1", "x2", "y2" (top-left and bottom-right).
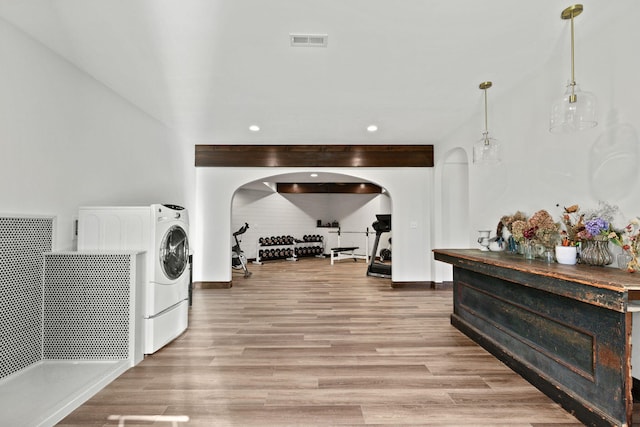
[
  {"x1": 295, "y1": 235, "x2": 325, "y2": 260},
  {"x1": 253, "y1": 235, "x2": 325, "y2": 264},
  {"x1": 253, "y1": 236, "x2": 296, "y2": 265}
]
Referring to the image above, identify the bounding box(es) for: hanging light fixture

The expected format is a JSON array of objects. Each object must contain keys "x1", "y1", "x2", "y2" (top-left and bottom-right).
[
  {"x1": 473, "y1": 81, "x2": 501, "y2": 165},
  {"x1": 550, "y1": 4, "x2": 597, "y2": 133}
]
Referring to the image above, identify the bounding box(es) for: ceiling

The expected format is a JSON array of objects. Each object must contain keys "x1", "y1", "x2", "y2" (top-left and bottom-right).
[{"x1": 0, "y1": 1, "x2": 615, "y2": 146}]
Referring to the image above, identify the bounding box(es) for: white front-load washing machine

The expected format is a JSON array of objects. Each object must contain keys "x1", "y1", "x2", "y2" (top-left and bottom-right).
[
  {"x1": 77, "y1": 204, "x2": 190, "y2": 354},
  {"x1": 145, "y1": 204, "x2": 190, "y2": 354}
]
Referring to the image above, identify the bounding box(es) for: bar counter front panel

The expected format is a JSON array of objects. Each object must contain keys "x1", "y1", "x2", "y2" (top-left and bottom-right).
[{"x1": 433, "y1": 249, "x2": 640, "y2": 427}]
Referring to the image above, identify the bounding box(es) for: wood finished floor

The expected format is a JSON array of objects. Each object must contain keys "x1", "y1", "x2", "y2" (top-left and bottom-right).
[{"x1": 59, "y1": 257, "x2": 584, "y2": 426}]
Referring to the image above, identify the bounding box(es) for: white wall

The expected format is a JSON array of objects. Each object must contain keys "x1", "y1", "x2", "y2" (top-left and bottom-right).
[
  {"x1": 0, "y1": 17, "x2": 191, "y2": 250},
  {"x1": 327, "y1": 193, "x2": 390, "y2": 255},
  {"x1": 194, "y1": 167, "x2": 432, "y2": 283},
  {"x1": 433, "y1": 148, "x2": 470, "y2": 282},
  {"x1": 434, "y1": 1, "x2": 640, "y2": 256}
]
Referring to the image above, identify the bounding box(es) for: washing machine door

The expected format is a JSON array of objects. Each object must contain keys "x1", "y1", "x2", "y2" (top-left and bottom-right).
[{"x1": 159, "y1": 225, "x2": 189, "y2": 280}]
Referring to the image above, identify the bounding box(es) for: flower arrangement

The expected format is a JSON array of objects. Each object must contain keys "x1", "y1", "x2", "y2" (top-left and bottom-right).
[
  {"x1": 557, "y1": 204, "x2": 583, "y2": 246},
  {"x1": 500, "y1": 210, "x2": 560, "y2": 252},
  {"x1": 576, "y1": 201, "x2": 621, "y2": 242},
  {"x1": 611, "y1": 217, "x2": 640, "y2": 273},
  {"x1": 555, "y1": 202, "x2": 622, "y2": 266},
  {"x1": 500, "y1": 211, "x2": 527, "y2": 252},
  {"x1": 499, "y1": 202, "x2": 639, "y2": 271},
  {"x1": 558, "y1": 202, "x2": 621, "y2": 244},
  {"x1": 528, "y1": 210, "x2": 560, "y2": 249},
  {"x1": 510, "y1": 219, "x2": 528, "y2": 243},
  {"x1": 500, "y1": 211, "x2": 527, "y2": 238}
]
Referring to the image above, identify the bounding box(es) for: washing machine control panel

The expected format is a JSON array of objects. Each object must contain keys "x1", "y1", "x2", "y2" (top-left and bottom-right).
[{"x1": 162, "y1": 204, "x2": 185, "y2": 211}]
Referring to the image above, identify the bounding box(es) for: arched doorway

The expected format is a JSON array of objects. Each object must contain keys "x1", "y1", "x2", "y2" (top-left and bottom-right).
[{"x1": 230, "y1": 171, "x2": 392, "y2": 277}]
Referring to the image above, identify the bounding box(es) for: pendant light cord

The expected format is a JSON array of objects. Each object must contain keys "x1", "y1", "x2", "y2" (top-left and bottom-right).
[
  {"x1": 484, "y1": 88, "x2": 489, "y2": 135},
  {"x1": 483, "y1": 87, "x2": 490, "y2": 145},
  {"x1": 570, "y1": 14, "x2": 575, "y2": 84},
  {"x1": 569, "y1": 11, "x2": 577, "y2": 102}
]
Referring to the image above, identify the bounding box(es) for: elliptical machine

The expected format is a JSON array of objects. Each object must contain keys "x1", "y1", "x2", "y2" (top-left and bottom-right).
[{"x1": 232, "y1": 223, "x2": 252, "y2": 278}]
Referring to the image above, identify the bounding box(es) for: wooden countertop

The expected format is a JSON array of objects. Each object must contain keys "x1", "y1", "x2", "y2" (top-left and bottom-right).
[{"x1": 433, "y1": 248, "x2": 640, "y2": 294}]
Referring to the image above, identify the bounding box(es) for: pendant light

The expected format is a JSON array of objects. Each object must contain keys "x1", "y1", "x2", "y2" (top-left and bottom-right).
[
  {"x1": 549, "y1": 4, "x2": 597, "y2": 133},
  {"x1": 473, "y1": 81, "x2": 501, "y2": 165}
]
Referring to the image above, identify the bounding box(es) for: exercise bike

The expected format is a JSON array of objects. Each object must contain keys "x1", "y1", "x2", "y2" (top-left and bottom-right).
[{"x1": 232, "y1": 223, "x2": 252, "y2": 278}]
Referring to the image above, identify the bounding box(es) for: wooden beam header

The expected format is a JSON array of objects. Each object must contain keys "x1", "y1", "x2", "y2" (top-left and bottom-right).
[
  {"x1": 195, "y1": 145, "x2": 433, "y2": 167},
  {"x1": 277, "y1": 182, "x2": 382, "y2": 194}
]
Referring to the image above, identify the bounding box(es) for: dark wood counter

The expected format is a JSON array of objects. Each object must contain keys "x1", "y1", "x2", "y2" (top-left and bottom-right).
[{"x1": 433, "y1": 249, "x2": 640, "y2": 427}]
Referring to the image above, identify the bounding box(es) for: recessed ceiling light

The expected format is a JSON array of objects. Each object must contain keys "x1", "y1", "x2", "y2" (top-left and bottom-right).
[
  {"x1": 249, "y1": 125, "x2": 260, "y2": 132},
  {"x1": 310, "y1": 173, "x2": 318, "y2": 177},
  {"x1": 367, "y1": 125, "x2": 378, "y2": 132}
]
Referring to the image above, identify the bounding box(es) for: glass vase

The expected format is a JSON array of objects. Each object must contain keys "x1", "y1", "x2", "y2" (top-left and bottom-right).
[
  {"x1": 523, "y1": 240, "x2": 536, "y2": 260},
  {"x1": 618, "y1": 250, "x2": 639, "y2": 273},
  {"x1": 579, "y1": 236, "x2": 613, "y2": 266}
]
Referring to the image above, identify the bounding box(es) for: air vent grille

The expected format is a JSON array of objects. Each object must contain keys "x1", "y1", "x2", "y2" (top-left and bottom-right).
[{"x1": 290, "y1": 33, "x2": 328, "y2": 47}]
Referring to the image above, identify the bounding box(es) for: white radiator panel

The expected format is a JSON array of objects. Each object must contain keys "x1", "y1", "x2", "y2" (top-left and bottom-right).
[
  {"x1": 0, "y1": 216, "x2": 53, "y2": 380},
  {"x1": 43, "y1": 252, "x2": 144, "y2": 365}
]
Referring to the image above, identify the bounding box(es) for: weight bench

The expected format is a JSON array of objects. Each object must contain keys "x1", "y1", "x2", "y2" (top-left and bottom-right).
[{"x1": 330, "y1": 247, "x2": 359, "y2": 265}]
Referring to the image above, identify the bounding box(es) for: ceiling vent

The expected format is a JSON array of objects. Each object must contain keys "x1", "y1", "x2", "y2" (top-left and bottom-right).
[{"x1": 290, "y1": 33, "x2": 328, "y2": 47}]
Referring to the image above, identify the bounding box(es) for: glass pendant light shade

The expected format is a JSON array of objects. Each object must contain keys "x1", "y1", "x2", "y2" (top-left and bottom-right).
[
  {"x1": 549, "y1": 4, "x2": 597, "y2": 133},
  {"x1": 473, "y1": 133, "x2": 501, "y2": 164},
  {"x1": 473, "y1": 81, "x2": 501, "y2": 165},
  {"x1": 549, "y1": 82, "x2": 597, "y2": 132}
]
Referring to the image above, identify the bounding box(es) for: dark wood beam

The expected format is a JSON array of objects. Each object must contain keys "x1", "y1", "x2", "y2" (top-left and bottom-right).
[
  {"x1": 277, "y1": 182, "x2": 382, "y2": 194},
  {"x1": 195, "y1": 145, "x2": 433, "y2": 167}
]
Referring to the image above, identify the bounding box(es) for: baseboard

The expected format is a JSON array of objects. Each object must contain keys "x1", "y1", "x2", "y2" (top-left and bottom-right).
[
  {"x1": 433, "y1": 281, "x2": 453, "y2": 289},
  {"x1": 193, "y1": 281, "x2": 232, "y2": 289},
  {"x1": 391, "y1": 281, "x2": 435, "y2": 289}
]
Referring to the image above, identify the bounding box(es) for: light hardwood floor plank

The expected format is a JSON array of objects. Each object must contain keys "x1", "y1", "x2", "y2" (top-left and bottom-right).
[{"x1": 58, "y1": 258, "x2": 583, "y2": 426}]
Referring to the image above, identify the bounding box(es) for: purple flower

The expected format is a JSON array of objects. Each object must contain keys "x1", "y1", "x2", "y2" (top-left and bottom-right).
[{"x1": 585, "y1": 218, "x2": 609, "y2": 236}]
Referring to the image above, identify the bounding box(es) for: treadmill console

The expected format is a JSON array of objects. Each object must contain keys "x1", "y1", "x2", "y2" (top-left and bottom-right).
[{"x1": 372, "y1": 214, "x2": 391, "y2": 232}]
